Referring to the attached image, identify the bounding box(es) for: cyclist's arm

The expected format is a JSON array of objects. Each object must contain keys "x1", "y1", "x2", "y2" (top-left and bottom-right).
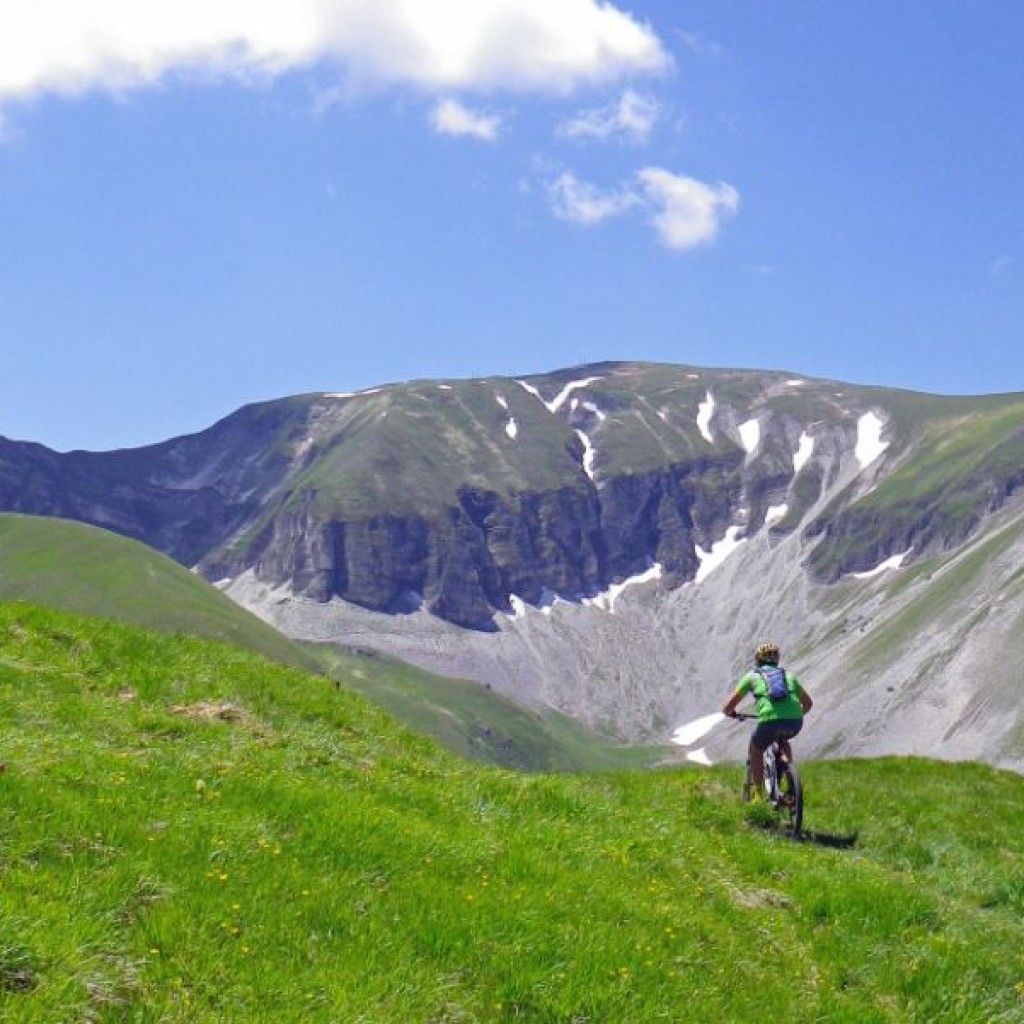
[
  {"x1": 792, "y1": 677, "x2": 813, "y2": 713},
  {"x1": 722, "y1": 677, "x2": 751, "y2": 718}
]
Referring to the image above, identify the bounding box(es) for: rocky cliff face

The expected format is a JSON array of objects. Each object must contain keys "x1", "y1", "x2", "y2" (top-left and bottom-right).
[
  {"x1": 6, "y1": 364, "x2": 1024, "y2": 630},
  {"x1": 191, "y1": 365, "x2": 919, "y2": 629},
  {"x1": 4, "y1": 364, "x2": 905, "y2": 626}
]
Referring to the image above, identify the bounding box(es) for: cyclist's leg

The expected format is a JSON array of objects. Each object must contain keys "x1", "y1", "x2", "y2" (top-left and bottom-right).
[
  {"x1": 776, "y1": 720, "x2": 803, "y2": 765},
  {"x1": 748, "y1": 735, "x2": 766, "y2": 789},
  {"x1": 749, "y1": 722, "x2": 777, "y2": 790}
]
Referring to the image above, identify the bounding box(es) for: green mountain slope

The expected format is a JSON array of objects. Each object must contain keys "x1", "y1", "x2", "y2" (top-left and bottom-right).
[
  {"x1": 0, "y1": 513, "x2": 650, "y2": 773},
  {"x1": 1, "y1": 603, "x2": 1022, "y2": 1022},
  {"x1": 0, "y1": 513, "x2": 319, "y2": 673},
  {"x1": 310, "y1": 643, "x2": 665, "y2": 773}
]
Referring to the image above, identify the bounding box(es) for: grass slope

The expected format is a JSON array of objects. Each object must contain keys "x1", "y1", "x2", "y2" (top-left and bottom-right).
[
  {"x1": 0, "y1": 514, "x2": 654, "y2": 774},
  {"x1": 1, "y1": 603, "x2": 1022, "y2": 1022},
  {"x1": 0, "y1": 513, "x2": 319, "y2": 674},
  {"x1": 310, "y1": 644, "x2": 666, "y2": 774}
]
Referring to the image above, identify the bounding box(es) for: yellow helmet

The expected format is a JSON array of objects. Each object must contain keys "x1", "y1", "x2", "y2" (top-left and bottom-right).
[{"x1": 755, "y1": 641, "x2": 780, "y2": 666}]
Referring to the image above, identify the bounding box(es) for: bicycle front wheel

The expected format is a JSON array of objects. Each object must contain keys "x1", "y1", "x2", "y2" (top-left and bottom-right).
[{"x1": 777, "y1": 762, "x2": 803, "y2": 837}]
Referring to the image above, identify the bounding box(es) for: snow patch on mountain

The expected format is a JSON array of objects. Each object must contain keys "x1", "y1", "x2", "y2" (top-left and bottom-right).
[
  {"x1": 584, "y1": 562, "x2": 663, "y2": 613},
  {"x1": 671, "y1": 711, "x2": 725, "y2": 747},
  {"x1": 793, "y1": 432, "x2": 815, "y2": 473},
  {"x1": 509, "y1": 589, "x2": 567, "y2": 618},
  {"x1": 738, "y1": 418, "x2": 760, "y2": 455},
  {"x1": 505, "y1": 418, "x2": 519, "y2": 440},
  {"x1": 507, "y1": 568, "x2": 666, "y2": 619},
  {"x1": 765, "y1": 504, "x2": 788, "y2": 525},
  {"x1": 697, "y1": 391, "x2": 715, "y2": 443},
  {"x1": 517, "y1": 376, "x2": 602, "y2": 414},
  {"x1": 851, "y1": 549, "x2": 911, "y2": 579},
  {"x1": 575, "y1": 430, "x2": 598, "y2": 479},
  {"x1": 325, "y1": 387, "x2": 383, "y2": 400},
  {"x1": 694, "y1": 526, "x2": 745, "y2": 583},
  {"x1": 496, "y1": 395, "x2": 509, "y2": 410},
  {"x1": 856, "y1": 412, "x2": 889, "y2": 468}
]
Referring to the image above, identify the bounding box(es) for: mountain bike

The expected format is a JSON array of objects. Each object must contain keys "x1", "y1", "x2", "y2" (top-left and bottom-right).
[{"x1": 732, "y1": 713, "x2": 803, "y2": 837}]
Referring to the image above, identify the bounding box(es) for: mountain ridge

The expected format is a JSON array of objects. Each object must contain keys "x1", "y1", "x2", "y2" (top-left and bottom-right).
[{"x1": 3, "y1": 361, "x2": 1024, "y2": 769}]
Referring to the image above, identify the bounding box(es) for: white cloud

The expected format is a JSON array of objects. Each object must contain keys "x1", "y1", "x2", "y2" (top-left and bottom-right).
[
  {"x1": 558, "y1": 88, "x2": 659, "y2": 143},
  {"x1": 0, "y1": 1, "x2": 668, "y2": 110},
  {"x1": 548, "y1": 166, "x2": 739, "y2": 249},
  {"x1": 636, "y1": 168, "x2": 739, "y2": 249},
  {"x1": 431, "y1": 98, "x2": 501, "y2": 140},
  {"x1": 548, "y1": 171, "x2": 638, "y2": 225}
]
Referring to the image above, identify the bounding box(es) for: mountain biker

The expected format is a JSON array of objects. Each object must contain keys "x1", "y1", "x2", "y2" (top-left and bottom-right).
[{"x1": 721, "y1": 642, "x2": 812, "y2": 801}]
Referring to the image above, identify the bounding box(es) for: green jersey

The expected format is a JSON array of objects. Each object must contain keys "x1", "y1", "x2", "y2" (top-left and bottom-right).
[{"x1": 735, "y1": 668, "x2": 805, "y2": 722}]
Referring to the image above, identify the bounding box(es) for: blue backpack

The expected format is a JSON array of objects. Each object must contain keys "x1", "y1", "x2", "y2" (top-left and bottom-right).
[{"x1": 757, "y1": 666, "x2": 791, "y2": 702}]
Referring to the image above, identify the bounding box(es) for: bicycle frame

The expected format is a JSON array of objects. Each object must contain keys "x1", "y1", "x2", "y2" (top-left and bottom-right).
[{"x1": 731, "y1": 713, "x2": 804, "y2": 837}]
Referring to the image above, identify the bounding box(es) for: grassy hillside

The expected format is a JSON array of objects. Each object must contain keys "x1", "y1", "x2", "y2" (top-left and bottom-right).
[
  {"x1": 0, "y1": 603, "x2": 1022, "y2": 1022},
  {"x1": 0, "y1": 514, "x2": 661, "y2": 773},
  {"x1": 0, "y1": 513, "x2": 319, "y2": 674},
  {"x1": 311, "y1": 643, "x2": 666, "y2": 774}
]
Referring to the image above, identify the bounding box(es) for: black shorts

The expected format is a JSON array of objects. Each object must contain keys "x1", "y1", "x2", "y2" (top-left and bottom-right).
[{"x1": 751, "y1": 718, "x2": 803, "y2": 750}]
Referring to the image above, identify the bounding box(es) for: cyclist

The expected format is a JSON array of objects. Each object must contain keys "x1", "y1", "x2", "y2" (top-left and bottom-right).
[{"x1": 721, "y1": 642, "x2": 813, "y2": 801}]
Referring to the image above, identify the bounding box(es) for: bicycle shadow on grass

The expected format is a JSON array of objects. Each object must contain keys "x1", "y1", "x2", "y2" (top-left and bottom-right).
[
  {"x1": 797, "y1": 829, "x2": 859, "y2": 850},
  {"x1": 745, "y1": 816, "x2": 859, "y2": 849}
]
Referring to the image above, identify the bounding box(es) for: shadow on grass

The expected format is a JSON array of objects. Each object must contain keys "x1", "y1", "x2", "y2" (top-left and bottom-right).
[
  {"x1": 745, "y1": 814, "x2": 859, "y2": 849},
  {"x1": 797, "y1": 829, "x2": 859, "y2": 850}
]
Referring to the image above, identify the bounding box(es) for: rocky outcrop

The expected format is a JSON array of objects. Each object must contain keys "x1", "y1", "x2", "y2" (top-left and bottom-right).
[{"x1": 204, "y1": 452, "x2": 765, "y2": 629}]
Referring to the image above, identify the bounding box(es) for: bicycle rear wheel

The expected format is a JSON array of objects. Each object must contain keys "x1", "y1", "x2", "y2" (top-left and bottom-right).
[{"x1": 776, "y1": 761, "x2": 803, "y2": 837}]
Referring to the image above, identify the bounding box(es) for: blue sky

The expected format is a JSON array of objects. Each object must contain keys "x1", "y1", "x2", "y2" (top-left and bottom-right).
[{"x1": 1, "y1": 1, "x2": 1022, "y2": 452}]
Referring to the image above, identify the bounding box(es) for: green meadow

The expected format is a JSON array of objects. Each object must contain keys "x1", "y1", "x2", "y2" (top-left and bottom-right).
[
  {"x1": 0, "y1": 513, "x2": 651, "y2": 774},
  {"x1": 1, "y1": 602, "x2": 1022, "y2": 1022},
  {"x1": 0, "y1": 513, "x2": 318, "y2": 674}
]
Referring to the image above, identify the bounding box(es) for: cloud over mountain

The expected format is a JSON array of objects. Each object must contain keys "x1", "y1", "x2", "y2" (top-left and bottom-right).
[
  {"x1": 557, "y1": 89, "x2": 660, "y2": 143},
  {"x1": 636, "y1": 170, "x2": 739, "y2": 249},
  {"x1": 548, "y1": 171, "x2": 639, "y2": 225},
  {"x1": 548, "y1": 167, "x2": 739, "y2": 249},
  {"x1": 0, "y1": 0, "x2": 668, "y2": 107},
  {"x1": 431, "y1": 98, "x2": 502, "y2": 141}
]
